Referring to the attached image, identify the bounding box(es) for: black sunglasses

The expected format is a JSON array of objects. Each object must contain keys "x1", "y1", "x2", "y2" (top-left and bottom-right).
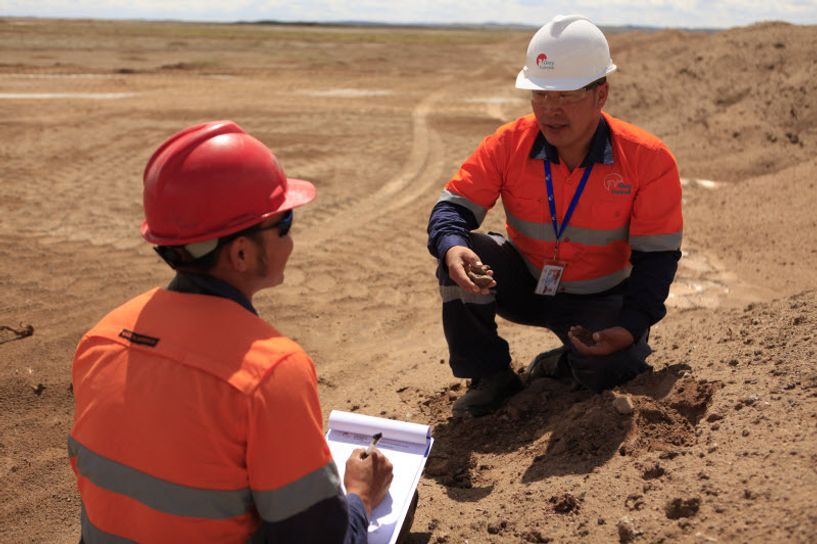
[{"x1": 253, "y1": 210, "x2": 294, "y2": 237}]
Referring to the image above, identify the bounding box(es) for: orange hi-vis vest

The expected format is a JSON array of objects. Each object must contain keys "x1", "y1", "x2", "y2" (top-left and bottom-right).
[
  {"x1": 438, "y1": 112, "x2": 683, "y2": 294},
  {"x1": 69, "y1": 288, "x2": 340, "y2": 543}
]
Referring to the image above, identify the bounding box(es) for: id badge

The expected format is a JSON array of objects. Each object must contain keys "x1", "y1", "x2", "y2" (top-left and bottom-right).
[{"x1": 534, "y1": 261, "x2": 566, "y2": 296}]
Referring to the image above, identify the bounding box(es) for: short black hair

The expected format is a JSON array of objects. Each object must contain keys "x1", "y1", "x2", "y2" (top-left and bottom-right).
[{"x1": 584, "y1": 77, "x2": 607, "y2": 90}]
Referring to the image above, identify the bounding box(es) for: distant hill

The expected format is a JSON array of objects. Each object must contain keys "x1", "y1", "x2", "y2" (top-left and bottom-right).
[{"x1": 236, "y1": 19, "x2": 718, "y2": 33}]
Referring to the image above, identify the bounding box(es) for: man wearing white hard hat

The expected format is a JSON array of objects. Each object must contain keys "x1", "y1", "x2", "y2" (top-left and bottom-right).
[{"x1": 427, "y1": 15, "x2": 683, "y2": 417}]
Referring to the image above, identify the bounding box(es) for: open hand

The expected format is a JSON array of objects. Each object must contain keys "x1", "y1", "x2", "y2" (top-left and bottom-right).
[{"x1": 568, "y1": 325, "x2": 634, "y2": 356}]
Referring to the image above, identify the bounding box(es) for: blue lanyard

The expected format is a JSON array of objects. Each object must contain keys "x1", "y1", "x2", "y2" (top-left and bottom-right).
[{"x1": 544, "y1": 160, "x2": 593, "y2": 242}]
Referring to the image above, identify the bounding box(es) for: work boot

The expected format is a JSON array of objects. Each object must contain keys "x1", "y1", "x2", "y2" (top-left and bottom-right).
[
  {"x1": 452, "y1": 368, "x2": 523, "y2": 417},
  {"x1": 525, "y1": 346, "x2": 570, "y2": 383}
]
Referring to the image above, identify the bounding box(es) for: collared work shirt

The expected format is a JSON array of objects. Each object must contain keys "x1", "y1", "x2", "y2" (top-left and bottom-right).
[
  {"x1": 428, "y1": 112, "x2": 683, "y2": 338},
  {"x1": 69, "y1": 273, "x2": 367, "y2": 543}
]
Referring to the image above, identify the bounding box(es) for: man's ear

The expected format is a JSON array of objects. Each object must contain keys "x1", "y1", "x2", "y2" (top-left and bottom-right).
[
  {"x1": 596, "y1": 82, "x2": 609, "y2": 109},
  {"x1": 224, "y1": 237, "x2": 253, "y2": 273}
]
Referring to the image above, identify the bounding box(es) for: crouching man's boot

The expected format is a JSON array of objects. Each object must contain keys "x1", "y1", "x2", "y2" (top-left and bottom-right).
[{"x1": 452, "y1": 367, "x2": 523, "y2": 417}]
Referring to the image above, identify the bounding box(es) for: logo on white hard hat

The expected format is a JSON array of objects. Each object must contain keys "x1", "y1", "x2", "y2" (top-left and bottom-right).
[{"x1": 535, "y1": 53, "x2": 554, "y2": 70}]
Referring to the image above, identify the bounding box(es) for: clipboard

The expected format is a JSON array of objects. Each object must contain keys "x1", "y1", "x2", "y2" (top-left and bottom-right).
[{"x1": 326, "y1": 410, "x2": 434, "y2": 544}]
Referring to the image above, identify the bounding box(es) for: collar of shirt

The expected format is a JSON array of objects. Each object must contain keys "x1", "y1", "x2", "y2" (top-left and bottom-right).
[
  {"x1": 166, "y1": 272, "x2": 258, "y2": 316},
  {"x1": 529, "y1": 115, "x2": 614, "y2": 167}
]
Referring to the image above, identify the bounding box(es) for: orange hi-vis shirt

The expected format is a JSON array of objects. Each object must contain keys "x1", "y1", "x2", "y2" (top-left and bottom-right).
[
  {"x1": 438, "y1": 112, "x2": 683, "y2": 294},
  {"x1": 69, "y1": 288, "x2": 340, "y2": 543}
]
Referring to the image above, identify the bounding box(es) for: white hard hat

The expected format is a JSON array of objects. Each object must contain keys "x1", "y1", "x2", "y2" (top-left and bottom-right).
[{"x1": 515, "y1": 14, "x2": 617, "y2": 91}]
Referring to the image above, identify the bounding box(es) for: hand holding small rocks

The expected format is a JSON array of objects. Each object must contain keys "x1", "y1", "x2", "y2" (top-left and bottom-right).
[{"x1": 466, "y1": 262, "x2": 494, "y2": 288}]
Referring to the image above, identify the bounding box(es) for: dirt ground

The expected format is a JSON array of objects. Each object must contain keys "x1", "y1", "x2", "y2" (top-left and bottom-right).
[{"x1": 1, "y1": 17, "x2": 816, "y2": 543}]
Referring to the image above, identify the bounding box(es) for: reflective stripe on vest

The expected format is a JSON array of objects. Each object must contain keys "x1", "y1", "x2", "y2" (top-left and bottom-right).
[
  {"x1": 505, "y1": 206, "x2": 629, "y2": 246},
  {"x1": 81, "y1": 503, "x2": 136, "y2": 544},
  {"x1": 436, "y1": 189, "x2": 489, "y2": 224},
  {"x1": 630, "y1": 232, "x2": 683, "y2": 252},
  {"x1": 253, "y1": 462, "x2": 341, "y2": 522},
  {"x1": 80, "y1": 501, "x2": 266, "y2": 544},
  {"x1": 439, "y1": 284, "x2": 495, "y2": 305},
  {"x1": 517, "y1": 250, "x2": 632, "y2": 294},
  {"x1": 69, "y1": 436, "x2": 253, "y2": 519}
]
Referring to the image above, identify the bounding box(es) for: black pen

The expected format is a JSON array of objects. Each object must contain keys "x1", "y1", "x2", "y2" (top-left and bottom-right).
[{"x1": 362, "y1": 432, "x2": 383, "y2": 459}]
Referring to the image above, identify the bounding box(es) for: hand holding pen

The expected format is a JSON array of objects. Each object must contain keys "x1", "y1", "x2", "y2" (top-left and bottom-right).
[
  {"x1": 361, "y1": 432, "x2": 382, "y2": 459},
  {"x1": 344, "y1": 432, "x2": 393, "y2": 515}
]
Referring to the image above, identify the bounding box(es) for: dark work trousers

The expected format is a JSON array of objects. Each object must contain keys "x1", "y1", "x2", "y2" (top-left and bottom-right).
[{"x1": 438, "y1": 232, "x2": 651, "y2": 392}]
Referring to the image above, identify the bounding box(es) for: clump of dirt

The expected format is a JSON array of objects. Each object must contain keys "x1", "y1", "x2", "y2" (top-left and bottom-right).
[
  {"x1": 625, "y1": 397, "x2": 696, "y2": 453},
  {"x1": 664, "y1": 497, "x2": 701, "y2": 519},
  {"x1": 665, "y1": 378, "x2": 720, "y2": 425},
  {"x1": 466, "y1": 262, "x2": 493, "y2": 288},
  {"x1": 612, "y1": 393, "x2": 634, "y2": 414},
  {"x1": 617, "y1": 516, "x2": 638, "y2": 543},
  {"x1": 549, "y1": 492, "x2": 581, "y2": 514},
  {"x1": 640, "y1": 461, "x2": 666, "y2": 480},
  {"x1": 570, "y1": 326, "x2": 597, "y2": 347}
]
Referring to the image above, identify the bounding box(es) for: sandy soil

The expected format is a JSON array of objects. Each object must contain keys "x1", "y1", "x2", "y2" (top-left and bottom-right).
[{"x1": 1, "y1": 18, "x2": 816, "y2": 543}]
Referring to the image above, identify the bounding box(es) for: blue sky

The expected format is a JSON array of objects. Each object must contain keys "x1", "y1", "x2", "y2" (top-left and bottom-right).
[{"x1": 1, "y1": 0, "x2": 816, "y2": 29}]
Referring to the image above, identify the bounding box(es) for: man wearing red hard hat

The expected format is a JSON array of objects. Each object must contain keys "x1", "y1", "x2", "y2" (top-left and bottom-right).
[{"x1": 68, "y1": 121, "x2": 392, "y2": 543}]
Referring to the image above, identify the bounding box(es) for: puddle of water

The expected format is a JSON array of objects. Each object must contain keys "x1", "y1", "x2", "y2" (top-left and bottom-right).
[
  {"x1": 667, "y1": 279, "x2": 729, "y2": 309},
  {"x1": 668, "y1": 248, "x2": 733, "y2": 309},
  {"x1": 681, "y1": 178, "x2": 720, "y2": 189},
  {"x1": 0, "y1": 92, "x2": 137, "y2": 100},
  {"x1": 304, "y1": 89, "x2": 390, "y2": 97}
]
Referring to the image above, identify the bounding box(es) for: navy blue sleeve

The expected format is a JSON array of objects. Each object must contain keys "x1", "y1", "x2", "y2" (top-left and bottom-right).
[
  {"x1": 262, "y1": 491, "x2": 368, "y2": 544},
  {"x1": 618, "y1": 249, "x2": 681, "y2": 340},
  {"x1": 344, "y1": 493, "x2": 369, "y2": 544},
  {"x1": 427, "y1": 201, "x2": 479, "y2": 260}
]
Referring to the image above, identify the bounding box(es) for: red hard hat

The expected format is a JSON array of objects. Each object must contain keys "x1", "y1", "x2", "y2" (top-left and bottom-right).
[{"x1": 141, "y1": 120, "x2": 316, "y2": 246}]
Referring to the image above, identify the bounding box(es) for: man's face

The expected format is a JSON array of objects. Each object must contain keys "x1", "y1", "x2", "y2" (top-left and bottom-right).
[
  {"x1": 252, "y1": 212, "x2": 294, "y2": 289},
  {"x1": 531, "y1": 82, "x2": 608, "y2": 155}
]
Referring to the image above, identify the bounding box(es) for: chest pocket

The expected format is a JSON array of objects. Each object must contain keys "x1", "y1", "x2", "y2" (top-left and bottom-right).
[{"x1": 589, "y1": 172, "x2": 634, "y2": 228}]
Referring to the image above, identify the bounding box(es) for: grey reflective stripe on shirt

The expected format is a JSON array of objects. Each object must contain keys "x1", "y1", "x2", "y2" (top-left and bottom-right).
[
  {"x1": 252, "y1": 461, "x2": 342, "y2": 523},
  {"x1": 439, "y1": 285, "x2": 495, "y2": 305},
  {"x1": 68, "y1": 435, "x2": 253, "y2": 519},
  {"x1": 561, "y1": 267, "x2": 632, "y2": 294},
  {"x1": 81, "y1": 500, "x2": 263, "y2": 544},
  {"x1": 436, "y1": 189, "x2": 488, "y2": 225},
  {"x1": 630, "y1": 231, "x2": 683, "y2": 252},
  {"x1": 81, "y1": 502, "x2": 136, "y2": 544},
  {"x1": 518, "y1": 254, "x2": 632, "y2": 295},
  {"x1": 505, "y1": 208, "x2": 629, "y2": 246}
]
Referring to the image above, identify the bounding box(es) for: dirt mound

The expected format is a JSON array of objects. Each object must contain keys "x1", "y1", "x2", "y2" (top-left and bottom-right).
[
  {"x1": 416, "y1": 291, "x2": 816, "y2": 542},
  {"x1": 608, "y1": 22, "x2": 817, "y2": 181},
  {"x1": 422, "y1": 367, "x2": 717, "y2": 488}
]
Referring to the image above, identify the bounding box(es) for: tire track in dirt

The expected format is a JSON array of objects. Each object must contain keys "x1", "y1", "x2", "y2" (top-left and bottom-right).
[
  {"x1": 287, "y1": 61, "x2": 526, "y2": 398},
  {"x1": 301, "y1": 86, "x2": 449, "y2": 247}
]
